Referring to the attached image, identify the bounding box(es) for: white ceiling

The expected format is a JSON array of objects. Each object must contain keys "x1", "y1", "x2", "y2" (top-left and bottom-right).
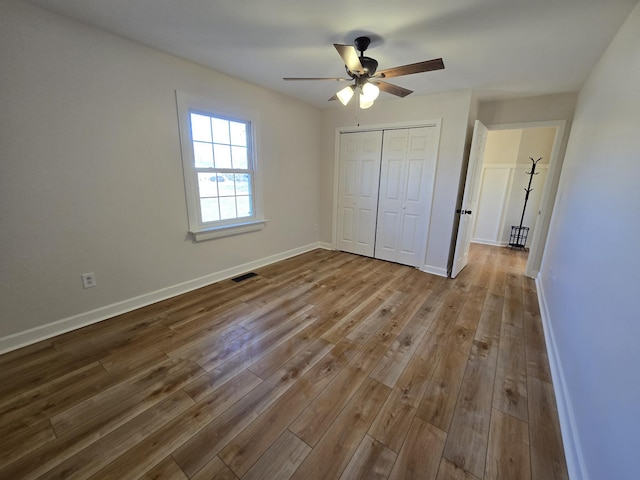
[{"x1": 23, "y1": 0, "x2": 639, "y2": 108}]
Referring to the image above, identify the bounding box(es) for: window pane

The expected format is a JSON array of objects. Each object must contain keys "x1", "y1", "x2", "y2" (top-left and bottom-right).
[
  {"x1": 211, "y1": 118, "x2": 230, "y2": 144},
  {"x1": 236, "y1": 195, "x2": 252, "y2": 218},
  {"x1": 201, "y1": 198, "x2": 220, "y2": 222},
  {"x1": 193, "y1": 142, "x2": 214, "y2": 168},
  {"x1": 235, "y1": 173, "x2": 250, "y2": 195},
  {"x1": 231, "y1": 146, "x2": 248, "y2": 169},
  {"x1": 191, "y1": 114, "x2": 212, "y2": 142},
  {"x1": 230, "y1": 121, "x2": 247, "y2": 146},
  {"x1": 219, "y1": 197, "x2": 237, "y2": 220},
  {"x1": 213, "y1": 144, "x2": 232, "y2": 168},
  {"x1": 198, "y1": 172, "x2": 218, "y2": 197},
  {"x1": 215, "y1": 174, "x2": 231, "y2": 196}
]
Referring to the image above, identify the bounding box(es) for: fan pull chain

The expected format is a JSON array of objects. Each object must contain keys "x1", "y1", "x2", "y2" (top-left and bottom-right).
[{"x1": 355, "y1": 88, "x2": 360, "y2": 126}]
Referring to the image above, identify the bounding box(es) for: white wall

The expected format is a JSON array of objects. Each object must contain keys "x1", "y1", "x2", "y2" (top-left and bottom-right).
[
  {"x1": 483, "y1": 129, "x2": 522, "y2": 164},
  {"x1": 537, "y1": 3, "x2": 640, "y2": 479},
  {"x1": 320, "y1": 91, "x2": 473, "y2": 276},
  {"x1": 0, "y1": 1, "x2": 322, "y2": 350}
]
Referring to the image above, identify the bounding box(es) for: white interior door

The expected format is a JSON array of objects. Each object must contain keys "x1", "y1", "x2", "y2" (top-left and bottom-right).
[
  {"x1": 451, "y1": 120, "x2": 488, "y2": 278},
  {"x1": 336, "y1": 131, "x2": 383, "y2": 257},
  {"x1": 375, "y1": 126, "x2": 439, "y2": 267}
]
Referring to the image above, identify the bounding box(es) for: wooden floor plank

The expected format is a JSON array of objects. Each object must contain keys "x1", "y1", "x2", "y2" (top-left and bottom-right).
[
  {"x1": 485, "y1": 408, "x2": 531, "y2": 480},
  {"x1": 437, "y1": 457, "x2": 482, "y2": 480},
  {"x1": 492, "y1": 323, "x2": 528, "y2": 422},
  {"x1": 339, "y1": 434, "x2": 397, "y2": 480},
  {"x1": 0, "y1": 391, "x2": 194, "y2": 480},
  {"x1": 527, "y1": 377, "x2": 569, "y2": 480},
  {"x1": 320, "y1": 286, "x2": 396, "y2": 344},
  {"x1": 242, "y1": 430, "x2": 311, "y2": 480},
  {"x1": 387, "y1": 417, "x2": 446, "y2": 480},
  {"x1": 346, "y1": 290, "x2": 408, "y2": 344},
  {"x1": 173, "y1": 338, "x2": 333, "y2": 477},
  {"x1": 289, "y1": 333, "x2": 394, "y2": 447},
  {"x1": 522, "y1": 307, "x2": 553, "y2": 383},
  {"x1": 0, "y1": 419, "x2": 56, "y2": 469},
  {"x1": 503, "y1": 272, "x2": 524, "y2": 328},
  {"x1": 139, "y1": 456, "x2": 189, "y2": 480},
  {"x1": 219, "y1": 340, "x2": 356, "y2": 477},
  {"x1": 50, "y1": 358, "x2": 204, "y2": 436},
  {"x1": 443, "y1": 339, "x2": 499, "y2": 478},
  {"x1": 290, "y1": 377, "x2": 391, "y2": 480},
  {"x1": 0, "y1": 361, "x2": 106, "y2": 437},
  {"x1": 368, "y1": 347, "x2": 443, "y2": 452},
  {"x1": 415, "y1": 322, "x2": 476, "y2": 431},
  {"x1": 190, "y1": 456, "x2": 238, "y2": 480},
  {"x1": 0, "y1": 246, "x2": 568, "y2": 480},
  {"x1": 83, "y1": 371, "x2": 260, "y2": 479}
]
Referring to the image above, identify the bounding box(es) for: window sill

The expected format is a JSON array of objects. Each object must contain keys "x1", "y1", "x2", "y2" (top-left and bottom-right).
[{"x1": 190, "y1": 219, "x2": 267, "y2": 242}]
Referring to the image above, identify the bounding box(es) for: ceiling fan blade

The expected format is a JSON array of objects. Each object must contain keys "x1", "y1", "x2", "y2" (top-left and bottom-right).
[
  {"x1": 283, "y1": 77, "x2": 351, "y2": 81},
  {"x1": 377, "y1": 58, "x2": 444, "y2": 79},
  {"x1": 374, "y1": 80, "x2": 413, "y2": 98},
  {"x1": 334, "y1": 44, "x2": 364, "y2": 74},
  {"x1": 328, "y1": 94, "x2": 338, "y2": 101}
]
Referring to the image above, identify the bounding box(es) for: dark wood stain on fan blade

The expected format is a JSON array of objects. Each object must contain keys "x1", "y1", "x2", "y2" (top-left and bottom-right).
[
  {"x1": 283, "y1": 77, "x2": 351, "y2": 81},
  {"x1": 378, "y1": 58, "x2": 444, "y2": 79},
  {"x1": 375, "y1": 81, "x2": 413, "y2": 98}
]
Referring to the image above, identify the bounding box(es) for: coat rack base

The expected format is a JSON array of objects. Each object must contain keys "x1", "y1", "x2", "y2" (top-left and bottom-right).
[{"x1": 508, "y1": 225, "x2": 529, "y2": 250}]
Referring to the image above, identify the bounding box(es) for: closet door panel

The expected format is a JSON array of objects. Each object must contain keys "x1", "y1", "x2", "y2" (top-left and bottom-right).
[
  {"x1": 396, "y1": 127, "x2": 438, "y2": 267},
  {"x1": 405, "y1": 159, "x2": 424, "y2": 202},
  {"x1": 376, "y1": 127, "x2": 439, "y2": 267},
  {"x1": 336, "y1": 131, "x2": 383, "y2": 257},
  {"x1": 400, "y1": 214, "x2": 419, "y2": 255},
  {"x1": 375, "y1": 130, "x2": 409, "y2": 263},
  {"x1": 377, "y1": 210, "x2": 400, "y2": 257},
  {"x1": 340, "y1": 207, "x2": 355, "y2": 243}
]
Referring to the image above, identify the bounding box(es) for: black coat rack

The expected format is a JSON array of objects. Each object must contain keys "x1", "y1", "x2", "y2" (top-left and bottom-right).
[{"x1": 508, "y1": 157, "x2": 541, "y2": 249}]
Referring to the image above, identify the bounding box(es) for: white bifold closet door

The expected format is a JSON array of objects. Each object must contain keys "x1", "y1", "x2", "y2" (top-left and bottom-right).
[
  {"x1": 337, "y1": 126, "x2": 438, "y2": 268},
  {"x1": 336, "y1": 130, "x2": 383, "y2": 257},
  {"x1": 374, "y1": 127, "x2": 437, "y2": 267}
]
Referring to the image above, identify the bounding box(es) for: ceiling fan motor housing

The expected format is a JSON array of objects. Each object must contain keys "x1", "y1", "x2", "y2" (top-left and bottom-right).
[{"x1": 346, "y1": 57, "x2": 378, "y2": 77}]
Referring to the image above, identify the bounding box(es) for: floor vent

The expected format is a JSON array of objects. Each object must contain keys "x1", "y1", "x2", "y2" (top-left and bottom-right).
[{"x1": 231, "y1": 272, "x2": 258, "y2": 283}]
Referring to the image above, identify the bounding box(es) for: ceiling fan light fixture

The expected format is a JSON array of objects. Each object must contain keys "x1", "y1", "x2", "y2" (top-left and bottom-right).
[
  {"x1": 361, "y1": 82, "x2": 380, "y2": 102},
  {"x1": 337, "y1": 85, "x2": 355, "y2": 105},
  {"x1": 359, "y1": 96, "x2": 374, "y2": 109},
  {"x1": 358, "y1": 82, "x2": 379, "y2": 109}
]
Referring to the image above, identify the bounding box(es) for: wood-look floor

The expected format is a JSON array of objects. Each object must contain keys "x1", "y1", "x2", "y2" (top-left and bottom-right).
[{"x1": 0, "y1": 244, "x2": 569, "y2": 480}]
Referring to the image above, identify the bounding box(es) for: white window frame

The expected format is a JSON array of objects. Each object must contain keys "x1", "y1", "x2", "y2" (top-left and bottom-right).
[{"x1": 176, "y1": 91, "x2": 265, "y2": 241}]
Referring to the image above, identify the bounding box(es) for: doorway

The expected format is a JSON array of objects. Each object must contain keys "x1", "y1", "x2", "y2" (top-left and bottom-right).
[{"x1": 452, "y1": 120, "x2": 566, "y2": 278}]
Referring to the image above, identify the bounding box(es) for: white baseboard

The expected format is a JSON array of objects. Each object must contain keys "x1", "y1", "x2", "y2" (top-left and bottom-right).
[
  {"x1": 422, "y1": 264, "x2": 448, "y2": 277},
  {"x1": 0, "y1": 242, "x2": 327, "y2": 355},
  {"x1": 536, "y1": 277, "x2": 589, "y2": 480},
  {"x1": 471, "y1": 238, "x2": 508, "y2": 247}
]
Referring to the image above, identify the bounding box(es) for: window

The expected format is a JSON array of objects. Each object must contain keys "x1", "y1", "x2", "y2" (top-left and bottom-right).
[{"x1": 176, "y1": 91, "x2": 265, "y2": 241}]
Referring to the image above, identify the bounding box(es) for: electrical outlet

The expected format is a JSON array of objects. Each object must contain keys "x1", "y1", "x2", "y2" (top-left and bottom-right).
[{"x1": 81, "y1": 272, "x2": 96, "y2": 289}]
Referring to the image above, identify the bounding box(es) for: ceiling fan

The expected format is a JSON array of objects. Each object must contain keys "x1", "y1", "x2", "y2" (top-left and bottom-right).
[{"x1": 284, "y1": 36, "x2": 444, "y2": 109}]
